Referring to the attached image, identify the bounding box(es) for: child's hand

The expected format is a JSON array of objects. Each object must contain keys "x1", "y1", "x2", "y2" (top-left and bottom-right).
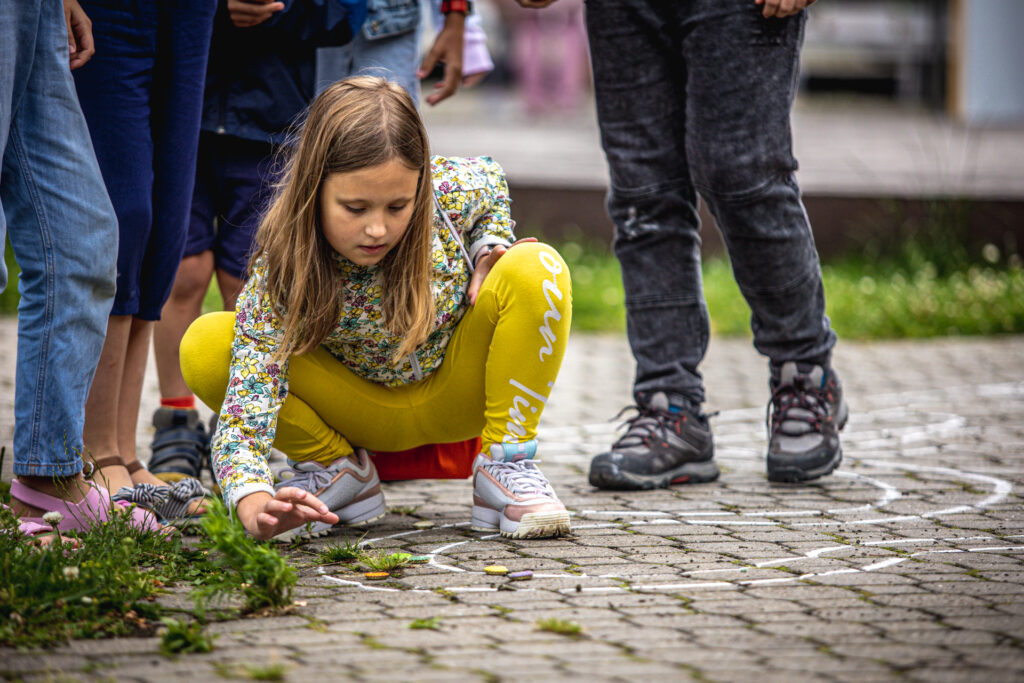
[
  {"x1": 236, "y1": 489, "x2": 339, "y2": 540},
  {"x1": 755, "y1": 0, "x2": 817, "y2": 19},
  {"x1": 63, "y1": 0, "x2": 95, "y2": 70},
  {"x1": 418, "y1": 12, "x2": 465, "y2": 106},
  {"x1": 228, "y1": 0, "x2": 285, "y2": 28},
  {"x1": 467, "y1": 238, "x2": 537, "y2": 305}
]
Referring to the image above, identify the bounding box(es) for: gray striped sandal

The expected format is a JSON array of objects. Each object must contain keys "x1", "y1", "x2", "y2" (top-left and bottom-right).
[{"x1": 111, "y1": 479, "x2": 208, "y2": 528}]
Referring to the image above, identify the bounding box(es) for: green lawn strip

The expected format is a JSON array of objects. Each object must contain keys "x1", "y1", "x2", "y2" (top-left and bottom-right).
[{"x1": 557, "y1": 238, "x2": 1024, "y2": 338}]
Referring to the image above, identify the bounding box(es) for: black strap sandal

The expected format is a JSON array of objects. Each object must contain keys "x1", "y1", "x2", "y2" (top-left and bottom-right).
[{"x1": 148, "y1": 408, "x2": 209, "y2": 483}]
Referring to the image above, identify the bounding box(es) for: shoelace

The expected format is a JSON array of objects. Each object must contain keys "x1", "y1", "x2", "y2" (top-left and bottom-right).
[
  {"x1": 766, "y1": 376, "x2": 829, "y2": 438},
  {"x1": 483, "y1": 459, "x2": 555, "y2": 497},
  {"x1": 280, "y1": 467, "x2": 337, "y2": 493},
  {"x1": 611, "y1": 405, "x2": 680, "y2": 448}
]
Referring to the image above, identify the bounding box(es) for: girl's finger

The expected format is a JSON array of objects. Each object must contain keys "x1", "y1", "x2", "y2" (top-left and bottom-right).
[
  {"x1": 256, "y1": 512, "x2": 280, "y2": 528},
  {"x1": 264, "y1": 499, "x2": 294, "y2": 515}
]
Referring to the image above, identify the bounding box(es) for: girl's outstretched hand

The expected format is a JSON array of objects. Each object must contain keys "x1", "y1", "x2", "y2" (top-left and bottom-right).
[
  {"x1": 236, "y1": 488, "x2": 339, "y2": 541},
  {"x1": 467, "y1": 238, "x2": 537, "y2": 305}
]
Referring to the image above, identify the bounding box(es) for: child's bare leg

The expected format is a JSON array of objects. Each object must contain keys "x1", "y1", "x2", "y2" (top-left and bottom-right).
[
  {"x1": 82, "y1": 314, "x2": 133, "y2": 494},
  {"x1": 154, "y1": 252, "x2": 214, "y2": 399}
]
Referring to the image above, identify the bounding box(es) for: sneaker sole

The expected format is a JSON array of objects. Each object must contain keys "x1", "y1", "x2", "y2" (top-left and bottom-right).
[
  {"x1": 587, "y1": 458, "x2": 720, "y2": 491},
  {"x1": 471, "y1": 505, "x2": 571, "y2": 539},
  {"x1": 767, "y1": 448, "x2": 843, "y2": 483}
]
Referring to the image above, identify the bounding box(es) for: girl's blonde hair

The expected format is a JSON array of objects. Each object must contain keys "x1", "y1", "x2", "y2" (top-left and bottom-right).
[{"x1": 252, "y1": 76, "x2": 435, "y2": 361}]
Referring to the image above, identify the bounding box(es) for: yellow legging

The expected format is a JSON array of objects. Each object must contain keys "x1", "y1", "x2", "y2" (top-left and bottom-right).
[{"x1": 180, "y1": 242, "x2": 571, "y2": 465}]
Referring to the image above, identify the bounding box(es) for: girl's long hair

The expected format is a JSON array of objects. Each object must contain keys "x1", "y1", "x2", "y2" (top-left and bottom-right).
[{"x1": 252, "y1": 76, "x2": 435, "y2": 361}]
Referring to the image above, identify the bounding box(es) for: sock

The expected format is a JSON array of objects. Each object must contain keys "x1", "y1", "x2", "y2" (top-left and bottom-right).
[{"x1": 161, "y1": 395, "x2": 196, "y2": 410}]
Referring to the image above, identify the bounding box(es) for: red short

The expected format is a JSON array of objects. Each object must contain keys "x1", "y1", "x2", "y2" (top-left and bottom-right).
[{"x1": 369, "y1": 438, "x2": 481, "y2": 481}]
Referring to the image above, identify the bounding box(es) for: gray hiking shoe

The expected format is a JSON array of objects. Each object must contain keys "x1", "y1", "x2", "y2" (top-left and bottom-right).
[
  {"x1": 273, "y1": 448, "x2": 385, "y2": 542},
  {"x1": 588, "y1": 392, "x2": 719, "y2": 490},
  {"x1": 766, "y1": 362, "x2": 849, "y2": 483}
]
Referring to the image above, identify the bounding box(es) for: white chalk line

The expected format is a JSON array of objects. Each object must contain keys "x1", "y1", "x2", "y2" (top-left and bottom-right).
[{"x1": 319, "y1": 385, "x2": 1017, "y2": 594}]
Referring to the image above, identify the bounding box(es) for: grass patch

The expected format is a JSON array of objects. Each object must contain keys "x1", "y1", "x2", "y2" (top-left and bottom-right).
[
  {"x1": 0, "y1": 503, "x2": 211, "y2": 647},
  {"x1": 359, "y1": 550, "x2": 412, "y2": 573},
  {"x1": 194, "y1": 499, "x2": 297, "y2": 612},
  {"x1": 554, "y1": 227, "x2": 1024, "y2": 338},
  {"x1": 409, "y1": 616, "x2": 442, "y2": 630},
  {"x1": 316, "y1": 535, "x2": 364, "y2": 564},
  {"x1": 159, "y1": 617, "x2": 216, "y2": 656},
  {"x1": 535, "y1": 617, "x2": 583, "y2": 637},
  {"x1": 0, "y1": 482, "x2": 300, "y2": 648},
  {"x1": 215, "y1": 658, "x2": 287, "y2": 681}
]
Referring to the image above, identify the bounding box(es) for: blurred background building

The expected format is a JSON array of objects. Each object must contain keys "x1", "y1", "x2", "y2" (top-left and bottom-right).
[{"x1": 422, "y1": 0, "x2": 1024, "y2": 258}]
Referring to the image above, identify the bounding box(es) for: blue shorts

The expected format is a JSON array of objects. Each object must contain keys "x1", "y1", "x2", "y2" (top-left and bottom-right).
[
  {"x1": 74, "y1": 0, "x2": 216, "y2": 320},
  {"x1": 185, "y1": 132, "x2": 276, "y2": 280}
]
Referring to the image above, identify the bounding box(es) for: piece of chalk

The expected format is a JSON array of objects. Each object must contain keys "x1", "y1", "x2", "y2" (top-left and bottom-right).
[
  {"x1": 409, "y1": 555, "x2": 431, "y2": 564},
  {"x1": 413, "y1": 520, "x2": 435, "y2": 529},
  {"x1": 508, "y1": 570, "x2": 533, "y2": 581},
  {"x1": 364, "y1": 572, "x2": 389, "y2": 580},
  {"x1": 484, "y1": 565, "x2": 509, "y2": 576}
]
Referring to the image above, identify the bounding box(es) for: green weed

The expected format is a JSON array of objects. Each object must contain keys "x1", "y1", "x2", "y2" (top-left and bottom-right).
[
  {"x1": 195, "y1": 499, "x2": 297, "y2": 612},
  {"x1": 316, "y1": 535, "x2": 364, "y2": 564},
  {"x1": 159, "y1": 617, "x2": 216, "y2": 656},
  {"x1": 359, "y1": 550, "x2": 412, "y2": 572},
  {"x1": 535, "y1": 618, "x2": 583, "y2": 637},
  {"x1": 409, "y1": 616, "x2": 442, "y2": 630}
]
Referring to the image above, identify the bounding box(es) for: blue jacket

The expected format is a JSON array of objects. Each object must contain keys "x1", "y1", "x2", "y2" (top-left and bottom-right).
[{"x1": 202, "y1": 0, "x2": 367, "y2": 144}]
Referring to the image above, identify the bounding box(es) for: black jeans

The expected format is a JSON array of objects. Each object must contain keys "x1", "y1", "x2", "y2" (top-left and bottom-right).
[{"x1": 585, "y1": 0, "x2": 836, "y2": 409}]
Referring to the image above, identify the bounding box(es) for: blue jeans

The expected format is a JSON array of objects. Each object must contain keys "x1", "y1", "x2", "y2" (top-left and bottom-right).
[
  {"x1": 585, "y1": 0, "x2": 836, "y2": 410},
  {"x1": 315, "y1": 0, "x2": 421, "y2": 101},
  {"x1": 0, "y1": 0, "x2": 118, "y2": 477},
  {"x1": 74, "y1": 0, "x2": 216, "y2": 320}
]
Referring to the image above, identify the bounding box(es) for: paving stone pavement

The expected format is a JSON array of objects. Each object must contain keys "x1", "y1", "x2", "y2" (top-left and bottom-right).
[{"x1": 2, "y1": 316, "x2": 1024, "y2": 682}]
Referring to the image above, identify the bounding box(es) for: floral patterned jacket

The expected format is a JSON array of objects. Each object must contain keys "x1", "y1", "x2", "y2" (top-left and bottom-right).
[{"x1": 212, "y1": 156, "x2": 515, "y2": 509}]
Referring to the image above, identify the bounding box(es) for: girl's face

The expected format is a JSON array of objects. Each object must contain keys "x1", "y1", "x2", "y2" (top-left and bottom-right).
[{"x1": 319, "y1": 159, "x2": 420, "y2": 266}]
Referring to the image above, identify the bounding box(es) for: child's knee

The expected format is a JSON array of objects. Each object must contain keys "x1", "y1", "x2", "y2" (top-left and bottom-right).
[
  {"x1": 180, "y1": 311, "x2": 235, "y2": 409},
  {"x1": 493, "y1": 242, "x2": 572, "y2": 306}
]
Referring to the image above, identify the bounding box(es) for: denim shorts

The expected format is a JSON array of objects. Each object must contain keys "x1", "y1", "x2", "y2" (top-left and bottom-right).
[
  {"x1": 74, "y1": 0, "x2": 215, "y2": 319},
  {"x1": 185, "y1": 132, "x2": 277, "y2": 280}
]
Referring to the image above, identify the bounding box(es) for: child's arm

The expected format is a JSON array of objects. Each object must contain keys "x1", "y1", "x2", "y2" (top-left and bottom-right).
[
  {"x1": 460, "y1": 156, "x2": 516, "y2": 263},
  {"x1": 210, "y1": 262, "x2": 326, "y2": 536}
]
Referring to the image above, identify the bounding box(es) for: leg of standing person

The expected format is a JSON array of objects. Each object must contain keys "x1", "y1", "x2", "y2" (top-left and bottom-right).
[
  {"x1": 151, "y1": 133, "x2": 273, "y2": 483},
  {"x1": 75, "y1": 1, "x2": 215, "y2": 513},
  {"x1": 586, "y1": 0, "x2": 846, "y2": 490},
  {"x1": 679, "y1": 0, "x2": 845, "y2": 482},
  {"x1": 583, "y1": 0, "x2": 721, "y2": 490},
  {"x1": 1, "y1": 0, "x2": 119, "y2": 521}
]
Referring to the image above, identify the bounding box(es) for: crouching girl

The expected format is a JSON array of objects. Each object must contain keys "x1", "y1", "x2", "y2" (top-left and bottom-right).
[{"x1": 181, "y1": 76, "x2": 571, "y2": 542}]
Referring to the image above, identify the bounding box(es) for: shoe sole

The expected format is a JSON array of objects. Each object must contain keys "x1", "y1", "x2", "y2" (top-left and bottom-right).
[
  {"x1": 587, "y1": 458, "x2": 720, "y2": 491},
  {"x1": 274, "y1": 490, "x2": 386, "y2": 543},
  {"x1": 471, "y1": 505, "x2": 571, "y2": 539},
  {"x1": 767, "y1": 448, "x2": 843, "y2": 483}
]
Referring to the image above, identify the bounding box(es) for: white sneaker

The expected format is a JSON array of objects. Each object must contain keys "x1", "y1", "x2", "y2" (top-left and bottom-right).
[
  {"x1": 471, "y1": 440, "x2": 570, "y2": 539},
  {"x1": 273, "y1": 448, "x2": 385, "y2": 542}
]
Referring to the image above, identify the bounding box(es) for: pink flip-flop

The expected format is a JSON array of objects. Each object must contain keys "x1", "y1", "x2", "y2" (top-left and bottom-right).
[
  {"x1": 10, "y1": 479, "x2": 161, "y2": 533},
  {"x1": 1, "y1": 502, "x2": 79, "y2": 547}
]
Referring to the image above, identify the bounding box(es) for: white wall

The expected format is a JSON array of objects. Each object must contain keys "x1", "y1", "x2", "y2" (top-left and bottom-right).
[{"x1": 961, "y1": 0, "x2": 1024, "y2": 124}]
